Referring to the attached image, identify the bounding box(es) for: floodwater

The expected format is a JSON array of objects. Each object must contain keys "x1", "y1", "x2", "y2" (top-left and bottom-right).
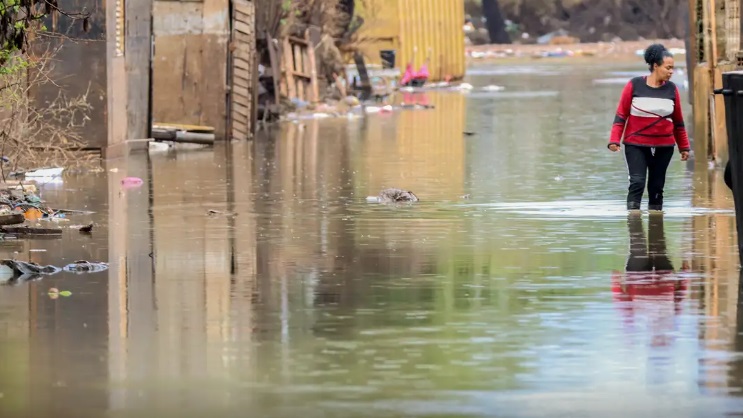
[{"x1": 1, "y1": 62, "x2": 742, "y2": 418}]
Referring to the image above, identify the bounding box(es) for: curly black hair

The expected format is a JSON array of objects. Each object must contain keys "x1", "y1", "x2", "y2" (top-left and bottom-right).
[{"x1": 644, "y1": 43, "x2": 673, "y2": 72}]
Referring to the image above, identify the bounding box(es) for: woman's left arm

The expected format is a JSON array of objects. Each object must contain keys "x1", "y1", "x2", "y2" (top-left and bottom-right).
[{"x1": 672, "y1": 87, "x2": 691, "y2": 153}]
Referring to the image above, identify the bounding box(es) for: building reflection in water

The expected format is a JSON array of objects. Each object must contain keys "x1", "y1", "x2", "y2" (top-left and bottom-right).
[{"x1": 4, "y1": 88, "x2": 743, "y2": 416}]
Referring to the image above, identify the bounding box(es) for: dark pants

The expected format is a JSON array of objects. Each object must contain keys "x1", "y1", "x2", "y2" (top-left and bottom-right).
[{"x1": 624, "y1": 144, "x2": 675, "y2": 210}]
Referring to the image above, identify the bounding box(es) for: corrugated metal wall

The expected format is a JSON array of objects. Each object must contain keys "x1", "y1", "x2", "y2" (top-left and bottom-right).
[{"x1": 358, "y1": 0, "x2": 465, "y2": 81}]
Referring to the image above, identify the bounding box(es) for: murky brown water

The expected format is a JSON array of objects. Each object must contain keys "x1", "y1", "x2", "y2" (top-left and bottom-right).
[{"x1": 1, "y1": 62, "x2": 742, "y2": 418}]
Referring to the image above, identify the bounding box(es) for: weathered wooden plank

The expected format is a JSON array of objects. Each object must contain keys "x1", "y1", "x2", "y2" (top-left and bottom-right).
[
  {"x1": 305, "y1": 30, "x2": 319, "y2": 103},
  {"x1": 231, "y1": 114, "x2": 248, "y2": 128},
  {"x1": 231, "y1": 120, "x2": 249, "y2": 137},
  {"x1": 232, "y1": 59, "x2": 252, "y2": 74},
  {"x1": 126, "y1": 0, "x2": 153, "y2": 139},
  {"x1": 233, "y1": 0, "x2": 256, "y2": 140},
  {"x1": 232, "y1": 119, "x2": 248, "y2": 132},
  {"x1": 200, "y1": 34, "x2": 228, "y2": 138},
  {"x1": 234, "y1": 3, "x2": 254, "y2": 15},
  {"x1": 232, "y1": 73, "x2": 251, "y2": 86},
  {"x1": 288, "y1": 36, "x2": 308, "y2": 46},
  {"x1": 294, "y1": 43, "x2": 306, "y2": 100},
  {"x1": 235, "y1": 10, "x2": 254, "y2": 21},
  {"x1": 153, "y1": 36, "x2": 188, "y2": 127},
  {"x1": 234, "y1": 32, "x2": 253, "y2": 42},
  {"x1": 266, "y1": 35, "x2": 281, "y2": 105},
  {"x1": 232, "y1": 108, "x2": 250, "y2": 122},
  {"x1": 234, "y1": 21, "x2": 254, "y2": 36},
  {"x1": 282, "y1": 38, "x2": 296, "y2": 99},
  {"x1": 232, "y1": 102, "x2": 251, "y2": 118},
  {"x1": 232, "y1": 84, "x2": 250, "y2": 99},
  {"x1": 234, "y1": 48, "x2": 254, "y2": 61},
  {"x1": 233, "y1": 76, "x2": 251, "y2": 89}
]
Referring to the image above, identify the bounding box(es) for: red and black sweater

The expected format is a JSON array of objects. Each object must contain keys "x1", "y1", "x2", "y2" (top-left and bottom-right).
[{"x1": 608, "y1": 76, "x2": 691, "y2": 152}]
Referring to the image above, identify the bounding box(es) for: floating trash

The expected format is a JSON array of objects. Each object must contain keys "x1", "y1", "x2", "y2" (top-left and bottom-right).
[
  {"x1": 121, "y1": 177, "x2": 144, "y2": 188},
  {"x1": 63, "y1": 260, "x2": 109, "y2": 274},
  {"x1": 48, "y1": 288, "x2": 72, "y2": 299}
]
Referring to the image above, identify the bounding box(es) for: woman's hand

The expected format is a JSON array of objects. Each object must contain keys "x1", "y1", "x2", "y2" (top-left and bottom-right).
[
  {"x1": 681, "y1": 151, "x2": 689, "y2": 161},
  {"x1": 609, "y1": 144, "x2": 620, "y2": 152}
]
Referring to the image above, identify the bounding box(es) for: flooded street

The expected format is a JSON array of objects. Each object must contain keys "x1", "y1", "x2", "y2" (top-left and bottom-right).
[{"x1": 2, "y1": 62, "x2": 743, "y2": 418}]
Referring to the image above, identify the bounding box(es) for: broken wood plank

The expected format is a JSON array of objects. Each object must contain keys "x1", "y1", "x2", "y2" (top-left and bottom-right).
[
  {"x1": 266, "y1": 34, "x2": 281, "y2": 105},
  {"x1": 293, "y1": 43, "x2": 305, "y2": 101},
  {"x1": 153, "y1": 123, "x2": 215, "y2": 133},
  {"x1": 1, "y1": 226, "x2": 63, "y2": 237},
  {"x1": 305, "y1": 30, "x2": 320, "y2": 103},
  {"x1": 234, "y1": 21, "x2": 253, "y2": 36},
  {"x1": 234, "y1": 58, "x2": 252, "y2": 72},
  {"x1": 288, "y1": 36, "x2": 309, "y2": 46},
  {"x1": 281, "y1": 38, "x2": 296, "y2": 99},
  {"x1": 233, "y1": 75, "x2": 252, "y2": 89},
  {"x1": 0, "y1": 214, "x2": 26, "y2": 226}
]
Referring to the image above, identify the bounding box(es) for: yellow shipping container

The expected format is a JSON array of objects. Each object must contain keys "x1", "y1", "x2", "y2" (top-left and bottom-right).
[{"x1": 355, "y1": 0, "x2": 466, "y2": 82}]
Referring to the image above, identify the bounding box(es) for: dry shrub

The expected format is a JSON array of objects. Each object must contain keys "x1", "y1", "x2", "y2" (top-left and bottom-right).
[{"x1": 0, "y1": 43, "x2": 96, "y2": 178}]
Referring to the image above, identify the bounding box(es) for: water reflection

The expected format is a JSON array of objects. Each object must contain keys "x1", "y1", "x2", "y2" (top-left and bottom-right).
[
  {"x1": 2, "y1": 64, "x2": 743, "y2": 417},
  {"x1": 612, "y1": 215, "x2": 688, "y2": 348}
]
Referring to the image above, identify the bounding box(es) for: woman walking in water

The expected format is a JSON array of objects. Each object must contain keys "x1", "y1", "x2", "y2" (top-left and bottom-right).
[{"x1": 608, "y1": 43, "x2": 690, "y2": 211}]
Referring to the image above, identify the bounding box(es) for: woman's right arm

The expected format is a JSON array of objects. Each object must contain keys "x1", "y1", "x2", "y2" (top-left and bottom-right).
[{"x1": 608, "y1": 81, "x2": 634, "y2": 149}]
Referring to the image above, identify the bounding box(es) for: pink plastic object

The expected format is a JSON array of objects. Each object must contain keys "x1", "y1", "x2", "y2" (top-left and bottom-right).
[
  {"x1": 414, "y1": 63, "x2": 430, "y2": 80},
  {"x1": 401, "y1": 63, "x2": 415, "y2": 86},
  {"x1": 121, "y1": 177, "x2": 144, "y2": 188}
]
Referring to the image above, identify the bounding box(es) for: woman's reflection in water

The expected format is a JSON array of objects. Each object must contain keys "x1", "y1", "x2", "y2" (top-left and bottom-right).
[{"x1": 611, "y1": 213, "x2": 690, "y2": 348}]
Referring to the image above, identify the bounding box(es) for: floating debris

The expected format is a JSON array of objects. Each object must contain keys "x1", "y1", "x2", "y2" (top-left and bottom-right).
[
  {"x1": 0, "y1": 226, "x2": 64, "y2": 237},
  {"x1": 62, "y1": 260, "x2": 109, "y2": 274},
  {"x1": 366, "y1": 188, "x2": 419, "y2": 204},
  {"x1": 10, "y1": 167, "x2": 64, "y2": 179},
  {"x1": 121, "y1": 177, "x2": 144, "y2": 188},
  {"x1": 79, "y1": 223, "x2": 94, "y2": 233},
  {"x1": 0, "y1": 259, "x2": 61, "y2": 285},
  {"x1": 207, "y1": 209, "x2": 237, "y2": 218},
  {"x1": 0, "y1": 214, "x2": 26, "y2": 226},
  {"x1": 482, "y1": 85, "x2": 506, "y2": 92},
  {"x1": 48, "y1": 288, "x2": 72, "y2": 299}
]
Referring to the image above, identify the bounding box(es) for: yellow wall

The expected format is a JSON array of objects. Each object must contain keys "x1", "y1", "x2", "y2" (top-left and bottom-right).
[{"x1": 357, "y1": 0, "x2": 466, "y2": 81}]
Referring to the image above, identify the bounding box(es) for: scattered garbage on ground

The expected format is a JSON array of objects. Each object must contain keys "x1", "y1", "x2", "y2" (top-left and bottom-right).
[
  {"x1": 0, "y1": 175, "x2": 98, "y2": 238},
  {"x1": 281, "y1": 82, "x2": 505, "y2": 121},
  {"x1": 0, "y1": 173, "x2": 101, "y2": 282}
]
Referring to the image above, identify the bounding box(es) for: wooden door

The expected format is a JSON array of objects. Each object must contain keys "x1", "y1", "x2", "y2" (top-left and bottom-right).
[{"x1": 228, "y1": 0, "x2": 257, "y2": 141}]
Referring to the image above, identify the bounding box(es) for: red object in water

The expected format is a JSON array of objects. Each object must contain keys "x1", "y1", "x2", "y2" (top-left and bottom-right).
[
  {"x1": 121, "y1": 177, "x2": 144, "y2": 188},
  {"x1": 414, "y1": 63, "x2": 430, "y2": 81},
  {"x1": 401, "y1": 63, "x2": 415, "y2": 86},
  {"x1": 402, "y1": 92, "x2": 430, "y2": 107},
  {"x1": 611, "y1": 270, "x2": 689, "y2": 313}
]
